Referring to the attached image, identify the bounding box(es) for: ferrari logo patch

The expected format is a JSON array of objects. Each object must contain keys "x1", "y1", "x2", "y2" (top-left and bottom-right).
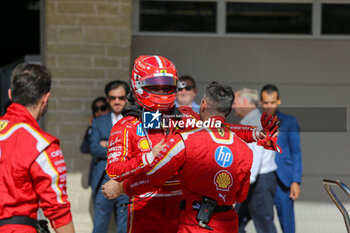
[
  {"x1": 0, "y1": 121, "x2": 8, "y2": 131},
  {"x1": 217, "y1": 128, "x2": 225, "y2": 137}
]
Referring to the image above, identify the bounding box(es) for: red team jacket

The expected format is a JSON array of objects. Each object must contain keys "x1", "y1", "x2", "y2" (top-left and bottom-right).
[
  {"x1": 106, "y1": 107, "x2": 258, "y2": 198},
  {"x1": 0, "y1": 104, "x2": 72, "y2": 232},
  {"x1": 123, "y1": 116, "x2": 253, "y2": 232}
]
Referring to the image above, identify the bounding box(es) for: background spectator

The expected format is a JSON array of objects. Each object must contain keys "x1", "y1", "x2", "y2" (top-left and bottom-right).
[
  {"x1": 80, "y1": 96, "x2": 109, "y2": 220},
  {"x1": 233, "y1": 88, "x2": 277, "y2": 233},
  {"x1": 260, "y1": 84, "x2": 303, "y2": 233},
  {"x1": 89, "y1": 80, "x2": 129, "y2": 233},
  {"x1": 80, "y1": 97, "x2": 109, "y2": 154},
  {"x1": 175, "y1": 75, "x2": 200, "y2": 113}
]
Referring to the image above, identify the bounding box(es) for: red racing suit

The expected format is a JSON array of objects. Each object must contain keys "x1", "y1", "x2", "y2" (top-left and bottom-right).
[
  {"x1": 123, "y1": 116, "x2": 253, "y2": 233},
  {"x1": 106, "y1": 107, "x2": 258, "y2": 233},
  {"x1": 0, "y1": 104, "x2": 72, "y2": 233}
]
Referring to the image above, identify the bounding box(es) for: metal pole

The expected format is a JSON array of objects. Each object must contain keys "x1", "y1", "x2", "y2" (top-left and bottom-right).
[{"x1": 323, "y1": 179, "x2": 350, "y2": 233}]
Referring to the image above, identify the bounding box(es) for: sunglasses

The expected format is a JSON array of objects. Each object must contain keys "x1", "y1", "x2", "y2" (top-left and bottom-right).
[
  {"x1": 93, "y1": 105, "x2": 108, "y2": 113},
  {"x1": 107, "y1": 95, "x2": 127, "y2": 101},
  {"x1": 178, "y1": 86, "x2": 193, "y2": 91}
]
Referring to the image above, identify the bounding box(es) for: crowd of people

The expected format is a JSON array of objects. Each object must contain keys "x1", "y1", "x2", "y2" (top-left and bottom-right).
[{"x1": 0, "y1": 55, "x2": 302, "y2": 233}]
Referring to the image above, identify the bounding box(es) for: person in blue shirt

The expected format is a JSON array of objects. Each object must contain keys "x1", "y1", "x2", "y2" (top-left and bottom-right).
[
  {"x1": 175, "y1": 75, "x2": 200, "y2": 113},
  {"x1": 260, "y1": 84, "x2": 303, "y2": 233}
]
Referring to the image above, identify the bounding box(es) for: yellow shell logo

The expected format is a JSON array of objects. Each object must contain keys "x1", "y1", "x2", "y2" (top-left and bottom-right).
[
  {"x1": 214, "y1": 170, "x2": 233, "y2": 191},
  {"x1": 139, "y1": 139, "x2": 150, "y2": 150},
  {"x1": 0, "y1": 121, "x2": 8, "y2": 131}
]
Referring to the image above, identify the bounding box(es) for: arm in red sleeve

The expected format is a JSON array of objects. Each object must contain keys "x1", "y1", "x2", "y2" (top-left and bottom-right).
[
  {"x1": 29, "y1": 143, "x2": 72, "y2": 229},
  {"x1": 123, "y1": 173, "x2": 155, "y2": 196},
  {"x1": 226, "y1": 123, "x2": 260, "y2": 143},
  {"x1": 235, "y1": 143, "x2": 254, "y2": 203},
  {"x1": 106, "y1": 120, "x2": 152, "y2": 182},
  {"x1": 124, "y1": 134, "x2": 186, "y2": 196},
  {"x1": 236, "y1": 168, "x2": 251, "y2": 203}
]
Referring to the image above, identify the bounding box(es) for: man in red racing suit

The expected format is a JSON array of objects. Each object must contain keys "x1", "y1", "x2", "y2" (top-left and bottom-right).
[
  {"x1": 123, "y1": 117, "x2": 253, "y2": 233},
  {"x1": 0, "y1": 63, "x2": 74, "y2": 233},
  {"x1": 107, "y1": 82, "x2": 280, "y2": 232},
  {"x1": 106, "y1": 106, "x2": 263, "y2": 233}
]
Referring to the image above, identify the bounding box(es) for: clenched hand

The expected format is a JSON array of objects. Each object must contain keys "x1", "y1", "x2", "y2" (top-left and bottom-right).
[{"x1": 102, "y1": 179, "x2": 125, "y2": 200}]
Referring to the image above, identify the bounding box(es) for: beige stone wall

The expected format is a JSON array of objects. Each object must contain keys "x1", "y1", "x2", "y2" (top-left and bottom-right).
[{"x1": 44, "y1": 0, "x2": 132, "y2": 171}]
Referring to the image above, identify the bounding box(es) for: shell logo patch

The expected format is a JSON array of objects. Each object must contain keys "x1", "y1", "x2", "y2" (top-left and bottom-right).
[
  {"x1": 138, "y1": 139, "x2": 150, "y2": 151},
  {"x1": 0, "y1": 121, "x2": 8, "y2": 131},
  {"x1": 214, "y1": 170, "x2": 233, "y2": 191}
]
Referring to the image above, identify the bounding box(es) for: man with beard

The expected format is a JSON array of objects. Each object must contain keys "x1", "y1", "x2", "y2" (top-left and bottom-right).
[
  {"x1": 89, "y1": 80, "x2": 129, "y2": 233},
  {"x1": 0, "y1": 63, "x2": 74, "y2": 233}
]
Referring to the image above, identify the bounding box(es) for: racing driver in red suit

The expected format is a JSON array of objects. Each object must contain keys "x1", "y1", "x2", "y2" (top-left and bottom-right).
[
  {"x1": 105, "y1": 56, "x2": 279, "y2": 233},
  {"x1": 0, "y1": 64, "x2": 74, "y2": 233}
]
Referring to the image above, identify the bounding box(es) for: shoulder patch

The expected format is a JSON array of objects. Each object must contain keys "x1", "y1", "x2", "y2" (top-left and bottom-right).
[
  {"x1": 0, "y1": 121, "x2": 9, "y2": 131},
  {"x1": 136, "y1": 123, "x2": 146, "y2": 136}
]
